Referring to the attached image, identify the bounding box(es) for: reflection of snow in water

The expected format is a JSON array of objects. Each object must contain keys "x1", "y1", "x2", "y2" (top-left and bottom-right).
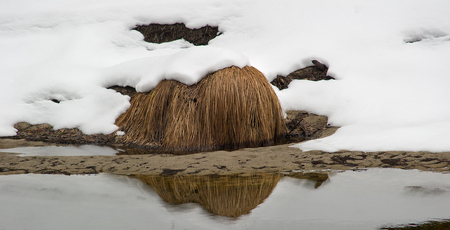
[
  {"x1": 1, "y1": 168, "x2": 450, "y2": 230},
  {"x1": 0, "y1": 145, "x2": 118, "y2": 156}
]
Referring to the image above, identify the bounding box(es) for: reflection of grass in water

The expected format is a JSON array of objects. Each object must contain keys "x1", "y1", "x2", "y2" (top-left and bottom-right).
[
  {"x1": 137, "y1": 173, "x2": 282, "y2": 218},
  {"x1": 380, "y1": 219, "x2": 450, "y2": 230}
]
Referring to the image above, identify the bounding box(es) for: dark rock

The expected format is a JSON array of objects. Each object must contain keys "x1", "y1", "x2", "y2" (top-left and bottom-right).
[
  {"x1": 26, "y1": 124, "x2": 52, "y2": 131},
  {"x1": 271, "y1": 60, "x2": 334, "y2": 90},
  {"x1": 108, "y1": 86, "x2": 137, "y2": 97},
  {"x1": 133, "y1": 23, "x2": 219, "y2": 46},
  {"x1": 285, "y1": 111, "x2": 309, "y2": 124},
  {"x1": 287, "y1": 60, "x2": 332, "y2": 81},
  {"x1": 312, "y1": 60, "x2": 328, "y2": 71},
  {"x1": 302, "y1": 115, "x2": 328, "y2": 135},
  {"x1": 285, "y1": 110, "x2": 337, "y2": 142},
  {"x1": 270, "y1": 75, "x2": 292, "y2": 90},
  {"x1": 14, "y1": 122, "x2": 32, "y2": 131},
  {"x1": 8, "y1": 123, "x2": 115, "y2": 146}
]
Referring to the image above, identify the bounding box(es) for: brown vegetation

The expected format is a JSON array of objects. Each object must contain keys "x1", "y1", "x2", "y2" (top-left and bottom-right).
[
  {"x1": 115, "y1": 66, "x2": 286, "y2": 153},
  {"x1": 137, "y1": 173, "x2": 281, "y2": 217}
]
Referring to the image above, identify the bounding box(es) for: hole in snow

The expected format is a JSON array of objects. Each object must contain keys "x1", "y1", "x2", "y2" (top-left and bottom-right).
[
  {"x1": 132, "y1": 23, "x2": 220, "y2": 46},
  {"x1": 24, "y1": 90, "x2": 79, "y2": 104},
  {"x1": 404, "y1": 29, "x2": 448, "y2": 43}
]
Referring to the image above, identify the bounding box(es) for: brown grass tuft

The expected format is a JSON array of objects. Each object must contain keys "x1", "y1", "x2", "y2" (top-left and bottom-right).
[
  {"x1": 137, "y1": 173, "x2": 281, "y2": 217},
  {"x1": 115, "y1": 66, "x2": 286, "y2": 153}
]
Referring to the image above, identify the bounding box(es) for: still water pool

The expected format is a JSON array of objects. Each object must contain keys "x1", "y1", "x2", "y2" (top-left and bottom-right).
[
  {"x1": 1, "y1": 168, "x2": 449, "y2": 230},
  {"x1": 0, "y1": 145, "x2": 118, "y2": 156}
]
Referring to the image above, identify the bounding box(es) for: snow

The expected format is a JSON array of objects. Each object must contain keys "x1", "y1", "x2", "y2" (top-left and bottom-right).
[
  {"x1": 101, "y1": 46, "x2": 249, "y2": 92},
  {"x1": 0, "y1": 0, "x2": 450, "y2": 152},
  {"x1": 1, "y1": 169, "x2": 450, "y2": 230}
]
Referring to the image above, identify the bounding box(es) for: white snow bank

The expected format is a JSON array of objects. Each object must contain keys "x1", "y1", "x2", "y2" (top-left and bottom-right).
[
  {"x1": 0, "y1": 0, "x2": 449, "y2": 152},
  {"x1": 294, "y1": 122, "x2": 450, "y2": 153},
  {"x1": 0, "y1": 0, "x2": 248, "y2": 136},
  {"x1": 101, "y1": 46, "x2": 249, "y2": 92}
]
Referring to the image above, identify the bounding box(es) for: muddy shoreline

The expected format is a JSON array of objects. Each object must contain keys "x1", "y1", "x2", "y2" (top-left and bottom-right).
[{"x1": 1, "y1": 138, "x2": 449, "y2": 176}]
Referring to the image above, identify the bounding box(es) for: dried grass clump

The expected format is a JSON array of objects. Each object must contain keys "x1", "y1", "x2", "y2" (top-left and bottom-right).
[
  {"x1": 137, "y1": 173, "x2": 282, "y2": 217},
  {"x1": 116, "y1": 66, "x2": 286, "y2": 153}
]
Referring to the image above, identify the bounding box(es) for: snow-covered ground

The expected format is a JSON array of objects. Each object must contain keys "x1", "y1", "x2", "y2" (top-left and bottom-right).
[
  {"x1": 1, "y1": 0, "x2": 449, "y2": 152},
  {"x1": 1, "y1": 169, "x2": 450, "y2": 230}
]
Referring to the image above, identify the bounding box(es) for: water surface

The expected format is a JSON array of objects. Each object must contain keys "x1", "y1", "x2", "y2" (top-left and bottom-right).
[
  {"x1": 0, "y1": 145, "x2": 118, "y2": 156},
  {"x1": 1, "y1": 169, "x2": 449, "y2": 230}
]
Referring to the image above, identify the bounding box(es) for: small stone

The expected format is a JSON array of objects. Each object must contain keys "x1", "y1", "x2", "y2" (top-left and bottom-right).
[
  {"x1": 27, "y1": 124, "x2": 53, "y2": 131},
  {"x1": 270, "y1": 75, "x2": 292, "y2": 90},
  {"x1": 14, "y1": 122, "x2": 32, "y2": 130}
]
